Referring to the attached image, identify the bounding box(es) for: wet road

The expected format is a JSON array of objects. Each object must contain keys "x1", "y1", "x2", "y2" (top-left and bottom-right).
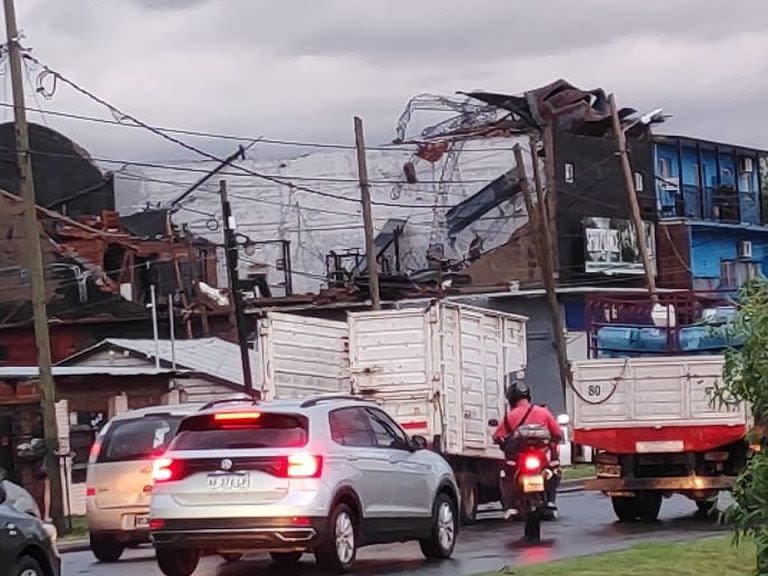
[{"x1": 63, "y1": 491, "x2": 729, "y2": 576}]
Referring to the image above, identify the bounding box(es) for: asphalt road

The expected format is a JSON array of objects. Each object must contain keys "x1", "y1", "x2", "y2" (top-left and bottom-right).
[{"x1": 63, "y1": 491, "x2": 729, "y2": 576}]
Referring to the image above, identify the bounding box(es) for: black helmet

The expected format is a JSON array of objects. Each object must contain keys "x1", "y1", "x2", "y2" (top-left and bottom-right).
[{"x1": 506, "y1": 378, "x2": 531, "y2": 405}]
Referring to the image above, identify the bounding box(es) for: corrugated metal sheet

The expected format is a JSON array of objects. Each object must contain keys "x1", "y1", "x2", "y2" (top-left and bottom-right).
[{"x1": 102, "y1": 337, "x2": 259, "y2": 387}]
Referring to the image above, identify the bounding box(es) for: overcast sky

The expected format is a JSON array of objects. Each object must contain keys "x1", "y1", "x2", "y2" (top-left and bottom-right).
[{"x1": 9, "y1": 0, "x2": 768, "y2": 164}]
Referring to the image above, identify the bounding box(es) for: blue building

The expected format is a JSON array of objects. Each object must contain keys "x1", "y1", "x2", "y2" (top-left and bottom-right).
[{"x1": 654, "y1": 135, "x2": 768, "y2": 291}]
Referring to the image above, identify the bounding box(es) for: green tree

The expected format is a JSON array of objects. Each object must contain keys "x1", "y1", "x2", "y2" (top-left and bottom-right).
[{"x1": 720, "y1": 280, "x2": 768, "y2": 574}]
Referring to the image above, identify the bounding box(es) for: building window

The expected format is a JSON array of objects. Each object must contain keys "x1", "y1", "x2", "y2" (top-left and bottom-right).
[
  {"x1": 658, "y1": 157, "x2": 672, "y2": 178},
  {"x1": 564, "y1": 163, "x2": 575, "y2": 184},
  {"x1": 633, "y1": 172, "x2": 644, "y2": 192},
  {"x1": 720, "y1": 259, "x2": 761, "y2": 289}
]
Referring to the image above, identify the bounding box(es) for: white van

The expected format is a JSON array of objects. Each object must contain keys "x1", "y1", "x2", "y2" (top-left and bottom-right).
[{"x1": 85, "y1": 396, "x2": 254, "y2": 562}]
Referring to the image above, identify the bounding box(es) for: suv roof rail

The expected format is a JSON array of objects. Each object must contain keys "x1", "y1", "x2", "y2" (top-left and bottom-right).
[
  {"x1": 299, "y1": 395, "x2": 373, "y2": 409},
  {"x1": 201, "y1": 395, "x2": 258, "y2": 411}
]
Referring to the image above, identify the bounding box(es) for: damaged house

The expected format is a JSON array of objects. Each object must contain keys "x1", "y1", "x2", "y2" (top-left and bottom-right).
[{"x1": 0, "y1": 123, "x2": 232, "y2": 366}]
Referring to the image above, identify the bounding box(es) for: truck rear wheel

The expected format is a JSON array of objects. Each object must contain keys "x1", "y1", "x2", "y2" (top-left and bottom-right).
[
  {"x1": 458, "y1": 474, "x2": 478, "y2": 525},
  {"x1": 636, "y1": 493, "x2": 662, "y2": 522},
  {"x1": 611, "y1": 496, "x2": 639, "y2": 522}
]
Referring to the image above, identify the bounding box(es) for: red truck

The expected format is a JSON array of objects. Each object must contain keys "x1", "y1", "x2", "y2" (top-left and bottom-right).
[{"x1": 568, "y1": 293, "x2": 749, "y2": 521}]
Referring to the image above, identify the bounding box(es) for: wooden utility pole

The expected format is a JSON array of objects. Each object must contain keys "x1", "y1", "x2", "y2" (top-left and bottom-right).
[
  {"x1": 609, "y1": 93, "x2": 658, "y2": 300},
  {"x1": 354, "y1": 117, "x2": 381, "y2": 310},
  {"x1": 3, "y1": 0, "x2": 64, "y2": 527},
  {"x1": 514, "y1": 143, "x2": 571, "y2": 394},
  {"x1": 219, "y1": 180, "x2": 255, "y2": 396}
]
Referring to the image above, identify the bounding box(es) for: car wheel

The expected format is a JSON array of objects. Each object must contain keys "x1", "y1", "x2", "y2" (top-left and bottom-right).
[
  {"x1": 156, "y1": 548, "x2": 200, "y2": 576},
  {"x1": 419, "y1": 493, "x2": 458, "y2": 560},
  {"x1": 316, "y1": 503, "x2": 357, "y2": 573},
  {"x1": 458, "y1": 474, "x2": 478, "y2": 525},
  {"x1": 14, "y1": 556, "x2": 44, "y2": 576},
  {"x1": 90, "y1": 532, "x2": 125, "y2": 563},
  {"x1": 271, "y1": 552, "x2": 303, "y2": 568},
  {"x1": 220, "y1": 553, "x2": 243, "y2": 563}
]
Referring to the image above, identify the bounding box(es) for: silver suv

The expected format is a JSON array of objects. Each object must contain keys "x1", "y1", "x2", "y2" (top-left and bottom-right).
[{"x1": 149, "y1": 396, "x2": 459, "y2": 575}]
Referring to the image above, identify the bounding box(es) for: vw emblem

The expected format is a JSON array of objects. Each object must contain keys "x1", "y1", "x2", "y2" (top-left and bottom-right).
[{"x1": 221, "y1": 458, "x2": 233, "y2": 471}]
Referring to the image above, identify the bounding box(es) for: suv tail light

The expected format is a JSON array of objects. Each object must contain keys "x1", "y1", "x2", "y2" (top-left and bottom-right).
[
  {"x1": 285, "y1": 453, "x2": 322, "y2": 478},
  {"x1": 153, "y1": 457, "x2": 182, "y2": 483}
]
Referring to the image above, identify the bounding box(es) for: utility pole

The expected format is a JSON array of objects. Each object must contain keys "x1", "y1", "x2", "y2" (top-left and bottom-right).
[
  {"x1": 149, "y1": 284, "x2": 160, "y2": 370},
  {"x1": 609, "y1": 93, "x2": 658, "y2": 301},
  {"x1": 220, "y1": 180, "x2": 255, "y2": 396},
  {"x1": 3, "y1": 0, "x2": 64, "y2": 527},
  {"x1": 515, "y1": 143, "x2": 571, "y2": 395},
  {"x1": 354, "y1": 117, "x2": 381, "y2": 310}
]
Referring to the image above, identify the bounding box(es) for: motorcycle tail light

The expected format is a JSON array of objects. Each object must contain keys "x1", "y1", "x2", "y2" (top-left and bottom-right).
[{"x1": 523, "y1": 454, "x2": 542, "y2": 472}]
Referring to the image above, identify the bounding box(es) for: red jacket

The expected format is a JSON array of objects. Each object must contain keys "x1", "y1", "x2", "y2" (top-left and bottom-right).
[{"x1": 493, "y1": 400, "x2": 562, "y2": 445}]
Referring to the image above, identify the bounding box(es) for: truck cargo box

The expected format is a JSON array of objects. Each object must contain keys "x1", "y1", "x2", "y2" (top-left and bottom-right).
[{"x1": 348, "y1": 302, "x2": 527, "y2": 461}]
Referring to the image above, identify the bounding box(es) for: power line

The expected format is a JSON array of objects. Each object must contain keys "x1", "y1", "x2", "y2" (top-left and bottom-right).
[{"x1": 0, "y1": 99, "x2": 524, "y2": 154}]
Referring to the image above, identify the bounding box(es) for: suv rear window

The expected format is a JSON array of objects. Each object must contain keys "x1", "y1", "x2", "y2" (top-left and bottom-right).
[
  {"x1": 98, "y1": 414, "x2": 183, "y2": 463},
  {"x1": 170, "y1": 413, "x2": 308, "y2": 450}
]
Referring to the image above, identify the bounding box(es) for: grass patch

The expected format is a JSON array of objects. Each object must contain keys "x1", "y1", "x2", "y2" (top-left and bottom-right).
[
  {"x1": 63, "y1": 516, "x2": 88, "y2": 540},
  {"x1": 489, "y1": 536, "x2": 754, "y2": 576},
  {"x1": 561, "y1": 464, "x2": 595, "y2": 481}
]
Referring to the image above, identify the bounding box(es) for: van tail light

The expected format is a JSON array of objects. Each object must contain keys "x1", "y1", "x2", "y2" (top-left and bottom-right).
[
  {"x1": 86, "y1": 487, "x2": 96, "y2": 497},
  {"x1": 523, "y1": 454, "x2": 542, "y2": 473},
  {"x1": 153, "y1": 457, "x2": 181, "y2": 483},
  {"x1": 88, "y1": 441, "x2": 102, "y2": 464},
  {"x1": 285, "y1": 453, "x2": 322, "y2": 478},
  {"x1": 149, "y1": 519, "x2": 165, "y2": 531}
]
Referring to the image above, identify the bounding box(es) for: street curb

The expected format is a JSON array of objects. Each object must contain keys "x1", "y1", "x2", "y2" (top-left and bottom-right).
[
  {"x1": 558, "y1": 478, "x2": 591, "y2": 493},
  {"x1": 59, "y1": 539, "x2": 90, "y2": 554}
]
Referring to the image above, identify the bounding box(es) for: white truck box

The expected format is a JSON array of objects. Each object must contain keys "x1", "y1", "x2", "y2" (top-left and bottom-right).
[
  {"x1": 569, "y1": 355, "x2": 747, "y2": 433},
  {"x1": 258, "y1": 312, "x2": 350, "y2": 399},
  {"x1": 348, "y1": 302, "x2": 528, "y2": 460}
]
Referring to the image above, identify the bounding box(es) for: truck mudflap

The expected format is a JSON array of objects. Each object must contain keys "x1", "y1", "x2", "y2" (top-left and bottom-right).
[{"x1": 585, "y1": 475, "x2": 738, "y2": 492}]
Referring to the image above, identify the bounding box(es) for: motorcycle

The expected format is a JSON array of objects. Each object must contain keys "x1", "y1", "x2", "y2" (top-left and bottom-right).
[{"x1": 494, "y1": 420, "x2": 558, "y2": 544}]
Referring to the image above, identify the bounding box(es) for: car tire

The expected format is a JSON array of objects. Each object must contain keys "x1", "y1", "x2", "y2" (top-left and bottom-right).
[
  {"x1": 458, "y1": 474, "x2": 478, "y2": 525},
  {"x1": 611, "y1": 496, "x2": 639, "y2": 522},
  {"x1": 316, "y1": 503, "x2": 358, "y2": 573},
  {"x1": 13, "y1": 556, "x2": 45, "y2": 576},
  {"x1": 90, "y1": 532, "x2": 125, "y2": 563},
  {"x1": 419, "y1": 493, "x2": 458, "y2": 560},
  {"x1": 220, "y1": 553, "x2": 243, "y2": 563},
  {"x1": 271, "y1": 552, "x2": 303, "y2": 568},
  {"x1": 156, "y1": 548, "x2": 200, "y2": 576}
]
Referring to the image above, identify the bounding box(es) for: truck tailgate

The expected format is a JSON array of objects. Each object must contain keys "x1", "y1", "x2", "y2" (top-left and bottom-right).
[{"x1": 569, "y1": 355, "x2": 748, "y2": 452}]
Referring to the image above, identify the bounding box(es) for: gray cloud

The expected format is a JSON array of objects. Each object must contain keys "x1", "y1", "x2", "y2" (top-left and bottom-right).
[{"x1": 9, "y1": 0, "x2": 768, "y2": 165}]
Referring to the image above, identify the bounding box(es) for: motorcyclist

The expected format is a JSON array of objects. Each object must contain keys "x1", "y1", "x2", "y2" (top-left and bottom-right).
[{"x1": 494, "y1": 376, "x2": 562, "y2": 519}]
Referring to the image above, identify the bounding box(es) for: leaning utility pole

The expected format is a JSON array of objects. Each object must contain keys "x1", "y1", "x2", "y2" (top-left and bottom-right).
[
  {"x1": 609, "y1": 93, "x2": 658, "y2": 301},
  {"x1": 354, "y1": 117, "x2": 381, "y2": 310},
  {"x1": 515, "y1": 142, "x2": 571, "y2": 395},
  {"x1": 219, "y1": 180, "x2": 255, "y2": 396},
  {"x1": 3, "y1": 0, "x2": 64, "y2": 526}
]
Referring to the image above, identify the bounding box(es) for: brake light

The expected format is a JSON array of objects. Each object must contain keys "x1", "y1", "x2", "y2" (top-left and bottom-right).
[
  {"x1": 149, "y1": 519, "x2": 165, "y2": 531},
  {"x1": 153, "y1": 457, "x2": 177, "y2": 482},
  {"x1": 214, "y1": 411, "x2": 261, "y2": 422},
  {"x1": 88, "y1": 441, "x2": 102, "y2": 464},
  {"x1": 523, "y1": 454, "x2": 542, "y2": 472},
  {"x1": 286, "y1": 453, "x2": 322, "y2": 478},
  {"x1": 86, "y1": 487, "x2": 96, "y2": 497}
]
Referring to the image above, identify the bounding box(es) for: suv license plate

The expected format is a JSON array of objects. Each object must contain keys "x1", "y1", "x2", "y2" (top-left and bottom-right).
[
  {"x1": 207, "y1": 473, "x2": 250, "y2": 491},
  {"x1": 522, "y1": 474, "x2": 545, "y2": 493}
]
